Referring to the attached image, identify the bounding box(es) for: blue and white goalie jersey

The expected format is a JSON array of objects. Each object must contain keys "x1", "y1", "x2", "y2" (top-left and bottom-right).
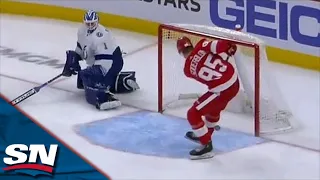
[{"x1": 75, "y1": 24, "x2": 119, "y2": 72}]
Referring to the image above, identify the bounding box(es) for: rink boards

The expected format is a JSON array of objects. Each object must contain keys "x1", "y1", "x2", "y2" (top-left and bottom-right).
[
  {"x1": 0, "y1": 14, "x2": 319, "y2": 179},
  {"x1": 1, "y1": 0, "x2": 319, "y2": 71}
]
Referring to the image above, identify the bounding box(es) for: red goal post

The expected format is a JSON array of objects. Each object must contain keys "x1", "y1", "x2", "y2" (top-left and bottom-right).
[{"x1": 157, "y1": 23, "x2": 297, "y2": 137}]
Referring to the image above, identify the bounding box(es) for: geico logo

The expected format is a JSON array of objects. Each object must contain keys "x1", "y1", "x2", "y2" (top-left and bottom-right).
[
  {"x1": 139, "y1": 0, "x2": 201, "y2": 12},
  {"x1": 210, "y1": 0, "x2": 320, "y2": 47}
]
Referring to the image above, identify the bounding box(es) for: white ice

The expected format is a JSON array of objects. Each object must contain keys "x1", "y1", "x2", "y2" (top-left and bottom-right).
[{"x1": 0, "y1": 14, "x2": 319, "y2": 179}]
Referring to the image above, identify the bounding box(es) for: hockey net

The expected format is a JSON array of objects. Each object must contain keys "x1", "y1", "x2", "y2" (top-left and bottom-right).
[{"x1": 158, "y1": 24, "x2": 298, "y2": 136}]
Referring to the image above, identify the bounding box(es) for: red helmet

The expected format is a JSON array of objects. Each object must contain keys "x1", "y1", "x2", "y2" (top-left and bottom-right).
[{"x1": 176, "y1": 36, "x2": 193, "y2": 54}]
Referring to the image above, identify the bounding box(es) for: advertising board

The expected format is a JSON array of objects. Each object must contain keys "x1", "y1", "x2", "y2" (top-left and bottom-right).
[
  {"x1": 209, "y1": 0, "x2": 319, "y2": 56},
  {"x1": 3, "y1": 0, "x2": 319, "y2": 70},
  {"x1": 13, "y1": 0, "x2": 319, "y2": 57}
]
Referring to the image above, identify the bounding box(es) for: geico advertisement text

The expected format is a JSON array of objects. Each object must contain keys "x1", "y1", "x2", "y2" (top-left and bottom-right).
[{"x1": 210, "y1": 0, "x2": 320, "y2": 48}]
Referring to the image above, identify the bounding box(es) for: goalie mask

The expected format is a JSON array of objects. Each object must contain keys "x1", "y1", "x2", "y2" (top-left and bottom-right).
[{"x1": 84, "y1": 10, "x2": 99, "y2": 32}]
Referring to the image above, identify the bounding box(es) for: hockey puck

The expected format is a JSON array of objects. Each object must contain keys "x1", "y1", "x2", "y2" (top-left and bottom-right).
[
  {"x1": 214, "y1": 125, "x2": 221, "y2": 131},
  {"x1": 235, "y1": 24, "x2": 242, "y2": 31}
]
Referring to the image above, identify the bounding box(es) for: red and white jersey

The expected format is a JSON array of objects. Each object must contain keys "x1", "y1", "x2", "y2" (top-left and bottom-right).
[{"x1": 184, "y1": 39, "x2": 238, "y2": 92}]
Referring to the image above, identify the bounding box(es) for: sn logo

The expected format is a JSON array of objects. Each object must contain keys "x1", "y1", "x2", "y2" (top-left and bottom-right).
[{"x1": 3, "y1": 144, "x2": 58, "y2": 175}]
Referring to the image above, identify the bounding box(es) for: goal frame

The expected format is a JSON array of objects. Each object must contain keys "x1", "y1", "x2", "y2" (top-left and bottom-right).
[{"x1": 157, "y1": 24, "x2": 261, "y2": 136}]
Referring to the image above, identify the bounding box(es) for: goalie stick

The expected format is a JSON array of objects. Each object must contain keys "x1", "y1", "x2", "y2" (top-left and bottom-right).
[
  {"x1": 10, "y1": 74, "x2": 63, "y2": 106},
  {"x1": 9, "y1": 50, "x2": 128, "y2": 106}
]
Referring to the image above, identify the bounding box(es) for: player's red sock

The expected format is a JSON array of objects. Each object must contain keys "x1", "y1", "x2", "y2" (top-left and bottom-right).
[
  {"x1": 187, "y1": 108, "x2": 212, "y2": 145},
  {"x1": 198, "y1": 132, "x2": 212, "y2": 145},
  {"x1": 205, "y1": 115, "x2": 220, "y2": 136},
  {"x1": 208, "y1": 128, "x2": 214, "y2": 135}
]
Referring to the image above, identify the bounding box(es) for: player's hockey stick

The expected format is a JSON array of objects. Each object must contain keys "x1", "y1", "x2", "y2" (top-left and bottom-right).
[{"x1": 10, "y1": 74, "x2": 63, "y2": 106}]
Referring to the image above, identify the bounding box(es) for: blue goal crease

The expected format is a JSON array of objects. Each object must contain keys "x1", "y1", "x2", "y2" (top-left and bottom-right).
[{"x1": 74, "y1": 111, "x2": 266, "y2": 159}]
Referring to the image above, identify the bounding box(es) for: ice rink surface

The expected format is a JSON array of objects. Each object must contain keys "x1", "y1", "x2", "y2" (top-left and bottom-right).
[{"x1": 0, "y1": 14, "x2": 319, "y2": 179}]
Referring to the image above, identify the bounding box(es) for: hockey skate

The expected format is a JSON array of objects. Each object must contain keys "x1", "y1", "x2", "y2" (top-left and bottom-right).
[
  {"x1": 185, "y1": 125, "x2": 221, "y2": 144},
  {"x1": 96, "y1": 92, "x2": 121, "y2": 110},
  {"x1": 185, "y1": 131, "x2": 201, "y2": 144},
  {"x1": 189, "y1": 141, "x2": 214, "y2": 160}
]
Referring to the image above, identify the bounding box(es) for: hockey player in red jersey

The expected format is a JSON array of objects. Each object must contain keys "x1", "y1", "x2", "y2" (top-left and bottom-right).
[{"x1": 176, "y1": 36, "x2": 240, "y2": 160}]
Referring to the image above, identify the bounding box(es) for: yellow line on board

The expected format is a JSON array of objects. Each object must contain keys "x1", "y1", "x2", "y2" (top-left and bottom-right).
[
  {"x1": 1, "y1": 0, "x2": 319, "y2": 71},
  {"x1": 267, "y1": 47, "x2": 319, "y2": 71}
]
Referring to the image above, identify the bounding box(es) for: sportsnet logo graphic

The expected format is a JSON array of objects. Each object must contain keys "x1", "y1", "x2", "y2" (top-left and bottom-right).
[{"x1": 3, "y1": 144, "x2": 58, "y2": 176}]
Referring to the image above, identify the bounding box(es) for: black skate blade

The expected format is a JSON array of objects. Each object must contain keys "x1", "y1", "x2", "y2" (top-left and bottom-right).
[
  {"x1": 189, "y1": 152, "x2": 214, "y2": 160},
  {"x1": 184, "y1": 135, "x2": 201, "y2": 144}
]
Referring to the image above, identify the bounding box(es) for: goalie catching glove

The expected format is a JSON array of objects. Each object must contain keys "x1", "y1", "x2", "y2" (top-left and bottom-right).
[{"x1": 62, "y1": 50, "x2": 81, "y2": 77}]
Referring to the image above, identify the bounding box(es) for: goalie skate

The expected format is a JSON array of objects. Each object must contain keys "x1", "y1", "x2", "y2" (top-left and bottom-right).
[{"x1": 96, "y1": 92, "x2": 121, "y2": 110}]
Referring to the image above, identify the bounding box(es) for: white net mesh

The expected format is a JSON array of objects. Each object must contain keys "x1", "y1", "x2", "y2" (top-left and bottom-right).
[{"x1": 159, "y1": 24, "x2": 299, "y2": 135}]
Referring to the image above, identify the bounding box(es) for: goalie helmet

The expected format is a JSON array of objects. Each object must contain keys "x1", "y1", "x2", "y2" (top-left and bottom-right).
[
  {"x1": 176, "y1": 36, "x2": 193, "y2": 55},
  {"x1": 84, "y1": 10, "x2": 99, "y2": 32}
]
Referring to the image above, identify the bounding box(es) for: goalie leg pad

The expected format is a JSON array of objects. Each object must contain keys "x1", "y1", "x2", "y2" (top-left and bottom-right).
[
  {"x1": 96, "y1": 91, "x2": 121, "y2": 110},
  {"x1": 83, "y1": 86, "x2": 99, "y2": 105},
  {"x1": 110, "y1": 71, "x2": 140, "y2": 93},
  {"x1": 80, "y1": 65, "x2": 119, "y2": 89},
  {"x1": 82, "y1": 86, "x2": 121, "y2": 110},
  {"x1": 77, "y1": 73, "x2": 84, "y2": 89},
  {"x1": 79, "y1": 66, "x2": 107, "y2": 88},
  {"x1": 79, "y1": 66, "x2": 121, "y2": 110},
  {"x1": 79, "y1": 66, "x2": 104, "y2": 105}
]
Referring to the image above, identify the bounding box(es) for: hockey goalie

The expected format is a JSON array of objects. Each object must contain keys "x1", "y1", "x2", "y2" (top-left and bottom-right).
[
  {"x1": 176, "y1": 36, "x2": 239, "y2": 160},
  {"x1": 61, "y1": 10, "x2": 140, "y2": 110}
]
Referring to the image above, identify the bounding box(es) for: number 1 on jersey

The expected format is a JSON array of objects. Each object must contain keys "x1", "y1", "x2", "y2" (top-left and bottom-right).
[
  {"x1": 83, "y1": 45, "x2": 88, "y2": 60},
  {"x1": 103, "y1": 43, "x2": 108, "y2": 50}
]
